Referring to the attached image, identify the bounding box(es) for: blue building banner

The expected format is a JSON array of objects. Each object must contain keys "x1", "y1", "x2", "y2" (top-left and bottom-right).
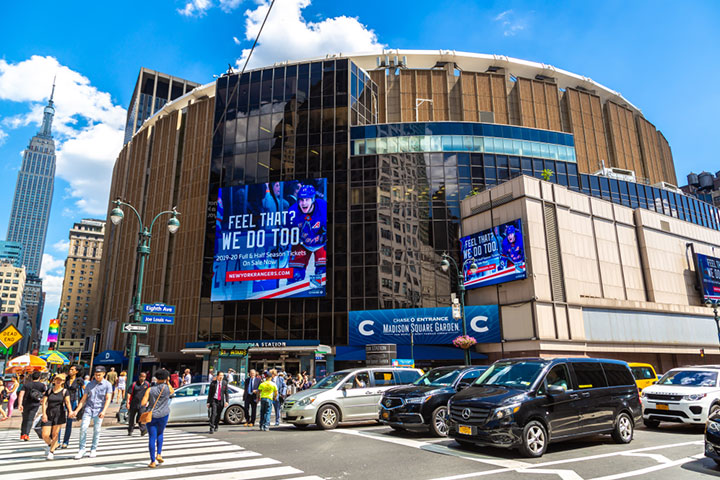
[
  {"x1": 348, "y1": 306, "x2": 500, "y2": 345},
  {"x1": 461, "y1": 219, "x2": 527, "y2": 289},
  {"x1": 696, "y1": 252, "x2": 720, "y2": 301},
  {"x1": 211, "y1": 179, "x2": 328, "y2": 301}
]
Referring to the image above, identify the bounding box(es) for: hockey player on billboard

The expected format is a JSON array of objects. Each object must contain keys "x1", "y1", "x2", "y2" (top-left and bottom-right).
[{"x1": 288, "y1": 184, "x2": 327, "y2": 288}]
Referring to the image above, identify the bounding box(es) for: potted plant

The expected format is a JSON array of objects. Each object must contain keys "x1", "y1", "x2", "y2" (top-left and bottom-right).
[{"x1": 453, "y1": 335, "x2": 477, "y2": 350}]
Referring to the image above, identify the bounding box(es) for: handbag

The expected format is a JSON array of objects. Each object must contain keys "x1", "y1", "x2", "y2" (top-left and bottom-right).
[{"x1": 139, "y1": 385, "x2": 165, "y2": 425}]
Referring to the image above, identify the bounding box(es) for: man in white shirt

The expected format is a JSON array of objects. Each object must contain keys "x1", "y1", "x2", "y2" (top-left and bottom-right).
[{"x1": 182, "y1": 369, "x2": 192, "y2": 386}]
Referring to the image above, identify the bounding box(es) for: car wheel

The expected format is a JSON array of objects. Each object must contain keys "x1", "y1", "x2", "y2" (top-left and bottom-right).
[
  {"x1": 611, "y1": 412, "x2": 634, "y2": 444},
  {"x1": 223, "y1": 405, "x2": 245, "y2": 425},
  {"x1": 390, "y1": 425, "x2": 406, "y2": 431},
  {"x1": 294, "y1": 423, "x2": 309, "y2": 430},
  {"x1": 429, "y1": 406, "x2": 449, "y2": 437},
  {"x1": 710, "y1": 404, "x2": 720, "y2": 418},
  {"x1": 316, "y1": 405, "x2": 340, "y2": 430},
  {"x1": 519, "y1": 420, "x2": 548, "y2": 458},
  {"x1": 643, "y1": 419, "x2": 660, "y2": 429}
]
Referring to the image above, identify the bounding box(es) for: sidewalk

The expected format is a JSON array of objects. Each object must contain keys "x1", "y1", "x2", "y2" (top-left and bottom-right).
[{"x1": 0, "y1": 401, "x2": 124, "y2": 433}]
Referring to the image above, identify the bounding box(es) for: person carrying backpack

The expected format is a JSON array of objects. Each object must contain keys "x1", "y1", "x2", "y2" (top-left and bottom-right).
[{"x1": 17, "y1": 371, "x2": 46, "y2": 441}]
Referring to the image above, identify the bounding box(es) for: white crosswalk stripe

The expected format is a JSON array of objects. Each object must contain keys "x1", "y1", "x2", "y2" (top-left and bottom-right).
[{"x1": 0, "y1": 427, "x2": 323, "y2": 480}]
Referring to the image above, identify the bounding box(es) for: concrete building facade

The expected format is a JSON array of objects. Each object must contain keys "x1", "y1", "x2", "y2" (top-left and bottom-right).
[{"x1": 0, "y1": 260, "x2": 26, "y2": 314}]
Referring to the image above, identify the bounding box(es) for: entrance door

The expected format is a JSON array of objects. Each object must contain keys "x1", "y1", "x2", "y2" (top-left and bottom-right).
[
  {"x1": 284, "y1": 360, "x2": 301, "y2": 376},
  {"x1": 538, "y1": 363, "x2": 582, "y2": 439}
]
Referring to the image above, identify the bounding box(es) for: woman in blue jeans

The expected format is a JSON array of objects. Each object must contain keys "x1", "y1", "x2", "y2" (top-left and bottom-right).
[{"x1": 141, "y1": 369, "x2": 174, "y2": 468}]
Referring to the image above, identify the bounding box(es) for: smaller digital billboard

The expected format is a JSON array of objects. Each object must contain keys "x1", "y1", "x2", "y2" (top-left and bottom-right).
[
  {"x1": 212, "y1": 179, "x2": 327, "y2": 301},
  {"x1": 46, "y1": 318, "x2": 59, "y2": 344},
  {"x1": 461, "y1": 219, "x2": 527, "y2": 289},
  {"x1": 695, "y1": 252, "x2": 720, "y2": 301}
]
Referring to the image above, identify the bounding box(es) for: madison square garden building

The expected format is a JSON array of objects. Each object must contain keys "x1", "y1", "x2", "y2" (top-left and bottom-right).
[{"x1": 97, "y1": 51, "x2": 720, "y2": 375}]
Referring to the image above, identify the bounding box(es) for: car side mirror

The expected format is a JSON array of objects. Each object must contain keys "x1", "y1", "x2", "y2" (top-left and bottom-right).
[
  {"x1": 547, "y1": 385, "x2": 566, "y2": 396},
  {"x1": 457, "y1": 382, "x2": 471, "y2": 391}
]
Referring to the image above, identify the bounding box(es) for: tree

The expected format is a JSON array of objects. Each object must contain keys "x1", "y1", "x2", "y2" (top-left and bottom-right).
[{"x1": 541, "y1": 169, "x2": 554, "y2": 182}]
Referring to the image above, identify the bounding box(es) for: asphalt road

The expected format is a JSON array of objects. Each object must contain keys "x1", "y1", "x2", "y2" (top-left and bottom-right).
[{"x1": 176, "y1": 420, "x2": 720, "y2": 480}]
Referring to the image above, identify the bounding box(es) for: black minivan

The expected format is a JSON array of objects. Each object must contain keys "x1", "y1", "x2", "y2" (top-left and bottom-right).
[
  {"x1": 379, "y1": 366, "x2": 488, "y2": 436},
  {"x1": 447, "y1": 358, "x2": 641, "y2": 457}
]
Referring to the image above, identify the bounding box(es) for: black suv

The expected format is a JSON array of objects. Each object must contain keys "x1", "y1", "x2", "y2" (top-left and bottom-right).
[
  {"x1": 379, "y1": 366, "x2": 487, "y2": 437},
  {"x1": 705, "y1": 411, "x2": 720, "y2": 465},
  {"x1": 448, "y1": 358, "x2": 641, "y2": 457}
]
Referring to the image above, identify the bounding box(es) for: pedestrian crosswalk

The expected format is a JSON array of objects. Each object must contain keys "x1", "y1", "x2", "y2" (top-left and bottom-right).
[{"x1": 0, "y1": 427, "x2": 324, "y2": 480}]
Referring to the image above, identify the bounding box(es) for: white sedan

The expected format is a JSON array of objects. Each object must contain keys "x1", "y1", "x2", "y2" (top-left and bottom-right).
[{"x1": 169, "y1": 382, "x2": 246, "y2": 425}]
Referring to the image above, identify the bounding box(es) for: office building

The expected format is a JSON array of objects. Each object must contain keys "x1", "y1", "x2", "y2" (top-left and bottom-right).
[
  {"x1": 57, "y1": 219, "x2": 105, "y2": 353},
  {"x1": 123, "y1": 67, "x2": 201, "y2": 144},
  {"x1": 98, "y1": 51, "x2": 715, "y2": 373},
  {"x1": 6, "y1": 81, "x2": 57, "y2": 276},
  {"x1": 0, "y1": 241, "x2": 22, "y2": 267},
  {"x1": 23, "y1": 275, "x2": 43, "y2": 349},
  {"x1": 0, "y1": 260, "x2": 26, "y2": 314}
]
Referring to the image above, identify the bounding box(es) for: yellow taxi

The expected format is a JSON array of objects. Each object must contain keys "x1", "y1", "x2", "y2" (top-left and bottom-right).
[{"x1": 628, "y1": 363, "x2": 658, "y2": 392}]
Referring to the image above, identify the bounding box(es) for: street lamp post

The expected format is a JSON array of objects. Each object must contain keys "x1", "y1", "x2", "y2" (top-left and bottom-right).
[
  {"x1": 706, "y1": 299, "x2": 720, "y2": 343},
  {"x1": 440, "y1": 253, "x2": 477, "y2": 366},
  {"x1": 110, "y1": 198, "x2": 180, "y2": 401}
]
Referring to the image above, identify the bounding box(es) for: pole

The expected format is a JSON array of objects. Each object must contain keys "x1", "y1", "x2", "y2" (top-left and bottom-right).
[
  {"x1": 126, "y1": 229, "x2": 149, "y2": 402},
  {"x1": 88, "y1": 332, "x2": 98, "y2": 373},
  {"x1": 410, "y1": 333, "x2": 414, "y2": 366},
  {"x1": 459, "y1": 283, "x2": 470, "y2": 366}
]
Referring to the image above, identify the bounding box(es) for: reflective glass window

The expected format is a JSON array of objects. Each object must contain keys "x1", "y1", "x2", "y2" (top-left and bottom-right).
[
  {"x1": 442, "y1": 136, "x2": 453, "y2": 150},
  {"x1": 398, "y1": 136, "x2": 409, "y2": 152},
  {"x1": 365, "y1": 138, "x2": 376, "y2": 154},
  {"x1": 473, "y1": 137, "x2": 484, "y2": 152}
]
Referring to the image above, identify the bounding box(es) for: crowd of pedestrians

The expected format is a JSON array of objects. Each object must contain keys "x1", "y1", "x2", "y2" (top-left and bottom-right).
[{"x1": 3, "y1": 363, "x2": 317, "y2": 468}]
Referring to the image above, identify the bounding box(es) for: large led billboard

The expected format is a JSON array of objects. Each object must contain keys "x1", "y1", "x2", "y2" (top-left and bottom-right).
[
  {"x1": 212, "y1": 179, "x2": 328, "y2": 300},
  {"x1": 460, "y1": 219, "x2": 527, "y2": 289},
  {"x1": 695, "y1": 252, "x2": 720, "y2": 301}
]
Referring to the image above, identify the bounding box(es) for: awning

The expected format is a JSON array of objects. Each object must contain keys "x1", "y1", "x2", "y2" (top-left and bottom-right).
[
  {"x1": 93, "y1": 350, "x2": 127, "y2": 365},
  {"x1": 334, "y1": 345, "x2": 488, "y2": 362}
]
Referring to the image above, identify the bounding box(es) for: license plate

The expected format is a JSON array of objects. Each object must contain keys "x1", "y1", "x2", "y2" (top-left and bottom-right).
[
  {"x1": 382, "y1": 412, "x2": 389, "y2": 419},
  {"x1": 657, "y1": 404, "x2": 669, "y2": 410},
  {"x1": 458, "y1": 425, "x2": 473, "y2": 435}
]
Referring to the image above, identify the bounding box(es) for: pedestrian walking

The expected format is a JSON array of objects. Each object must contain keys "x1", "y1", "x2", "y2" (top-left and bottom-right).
[
  {"x1": 5, "y1": 375, "x2": 20, "y2": 419},
  {"x1": 271, "y1": 369, "x2": 286, "y2": 426},
  {"x1": 127, "y1": 371, "x2": 150, "y2": 436},
  {"x1": 169, "y1": 371, "x2": 180, "y2": 389},
  {"x1": 0, "y1": 381, "x2": 8, "y2": 421},
  {"x1": 227, "y1": 369, "x2": 235, "y2": 385},
  {"x1": 60, "y1": 365, "x2": 85, "y2": 449},
  {"x1": 40, "y1": 374, "x2": 72, "y2": 460},
  {"x1": 206, "y1": 371, "x2": 229, "y2": 434},
  {"x1": 182, "y1": 369, "x2": 192, "y2": 386},
  {"x1": 115, "y1": 371, "x2": 127, "y2": 403},
  {"x1": 69, "y1": 366, "x2": 113, "y2": 459},
  {"x1": 83, "y1": 375, "x2": 90, "y2": 386},
  {"x1": 141, "y1": 369, "x2": 173, "y2": 468},
  {"x1": 106, "y1": 367, "x2": 118, "y2": 399},
  {"x1": 17, "y1": 370, "x2": 46, "y2": 441},
  {"x1": 243, "y1": 369, "x2": 260, "y2": 427},
  {"x1": 258, "y1": 372, "x2": 277, "y2": 431}
]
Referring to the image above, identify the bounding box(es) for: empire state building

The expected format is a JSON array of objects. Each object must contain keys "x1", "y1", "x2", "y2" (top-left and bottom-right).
[{"x1": 6, "y1": 81, "x2": 57, "y2": 276}]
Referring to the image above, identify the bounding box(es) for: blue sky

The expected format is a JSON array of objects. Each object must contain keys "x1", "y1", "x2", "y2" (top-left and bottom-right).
[{"x1": 0, "y1": 0, "x2": 718, "y2": 339}]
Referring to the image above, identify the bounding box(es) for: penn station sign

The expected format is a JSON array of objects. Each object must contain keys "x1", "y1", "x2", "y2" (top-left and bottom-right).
[{"x1": 348, "y1": 306, "x2": 500, "y2": 345}]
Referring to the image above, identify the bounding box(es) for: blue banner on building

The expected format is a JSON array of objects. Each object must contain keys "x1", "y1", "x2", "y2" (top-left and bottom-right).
[
  {"x1": 461, "y1": 219, "x2": 527, "y2": 289},
  {"x1": 211, "y1": 179, "x2": 328, "y2": 301},
  {"x1": 348, "y1": 306, "x2": 500, "y2": 345},
  {"x1": 696, "y1": 252, "x2": 720, "y2": 301}
]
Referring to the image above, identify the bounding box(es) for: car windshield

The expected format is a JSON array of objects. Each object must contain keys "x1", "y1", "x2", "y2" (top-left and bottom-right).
[
  {"x1": 473, "y1": 361, "x2": 546, "y2": 390},
  {"x1": 311, "y1": 372, "x2": 349, "y2": 389},
  {"x1": 658, "y1": 370, "x2": 718, "y2": 387},
  {"x1": 413, "y1": 368, "x2": 461, "y2": 386}
]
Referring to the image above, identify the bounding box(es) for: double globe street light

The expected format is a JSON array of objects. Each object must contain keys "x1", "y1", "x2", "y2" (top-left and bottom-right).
[
  {"x1": 110, "y1": 198, "x2": 180, "y2": 400},
  {"x1": 440, "y1": 253, "x2": 478, "y2": 366}
]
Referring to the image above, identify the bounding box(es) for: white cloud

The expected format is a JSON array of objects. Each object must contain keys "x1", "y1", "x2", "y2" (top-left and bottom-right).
[
  {"x1": 219, "y1": 0, "x2": 242, "y2": 13},
  {"x1": 0, "y1": 55, "x2": 125, "y2": 215},
  {"x1": 236, "y1": 0, "x2": 384, "y2": 69},
  {"x1": 40, "y1": 253, "x2": 65, "y2": 277},
  {"x1": 178, "y1": 0, "x2": 213, "y2": 16},
  {"x1": 0, "y1": 126, "x2": 6, "y2": 146},
  {"x1": 493, "y1": 9, "x2": 526, "y2": 37},
  {"x1": 53, "y1": 239, "x2": 70, "y2": 253},
  {"x1": 233, "y1": 36, "x2": 241, "y2": 45}
]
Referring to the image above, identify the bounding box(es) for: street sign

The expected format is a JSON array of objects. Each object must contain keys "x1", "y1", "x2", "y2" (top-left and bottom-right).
[
  {"x1": 137, "y1": 344, "x2": 150, "y2": 356},
  {"x1": 141, "y1": 314, "x2": 175, "y2": 325},
  {"x1": 0, "y1": 325, "x2": 23, "y2": 349},
  {"x1": 122, "y1": 323, "x2": 149, "y2": 334},
  {"x1": 141, "y1": 303, "x2": 176, "y2": 315},
  {"x1": 452, "y1": 304, "x2": 462, "y2": 319}
]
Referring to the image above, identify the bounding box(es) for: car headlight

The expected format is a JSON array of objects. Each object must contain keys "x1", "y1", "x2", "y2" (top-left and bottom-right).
[
  {"x1": 492, "y1": 403, "x2": 521, "y2": 420},
  {"x1": 296, "y1": 396, "x2": 316, "y2": 407},
  {"x1": 406, "y1": 395, "x2": 433, "y2": 404},
  {"x1": 683, "y1": 393, "x2": 707, "y2": 401},
  {"x1": 708, "y1": 421, "x2": 720, "y2": 433}
]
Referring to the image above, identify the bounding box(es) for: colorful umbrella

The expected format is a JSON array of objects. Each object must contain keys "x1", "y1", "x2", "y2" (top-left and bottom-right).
[
  {"x1": 39, "y1": 350, "x2": 70, "y2": 365},
  {"x1": 6, "y1": 354, "x2": 47, "y2": 371}
]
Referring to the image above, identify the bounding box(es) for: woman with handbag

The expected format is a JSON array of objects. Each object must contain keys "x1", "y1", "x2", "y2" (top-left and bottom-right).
[
  {"x1": 40, "y1": 374, "x2": 72, "y2": 460},
  {"x1": 140, "y1": 369, "x2": 174, "y2": 468}
]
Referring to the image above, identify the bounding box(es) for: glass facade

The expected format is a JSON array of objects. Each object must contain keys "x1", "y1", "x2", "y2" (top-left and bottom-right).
[{"x1": 206, "y1": 59, "x2": 720, "y2": 348}]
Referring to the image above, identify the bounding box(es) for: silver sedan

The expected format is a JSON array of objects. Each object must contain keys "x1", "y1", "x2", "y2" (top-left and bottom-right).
[{"x1": 168, "y1": 382, "x2": 246, "y2": 425}]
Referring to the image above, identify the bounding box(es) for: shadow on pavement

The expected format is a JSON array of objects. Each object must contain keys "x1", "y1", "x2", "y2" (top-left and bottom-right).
[{"x1": 681, "y1": 457, "x2": 720, "y2": 477}]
